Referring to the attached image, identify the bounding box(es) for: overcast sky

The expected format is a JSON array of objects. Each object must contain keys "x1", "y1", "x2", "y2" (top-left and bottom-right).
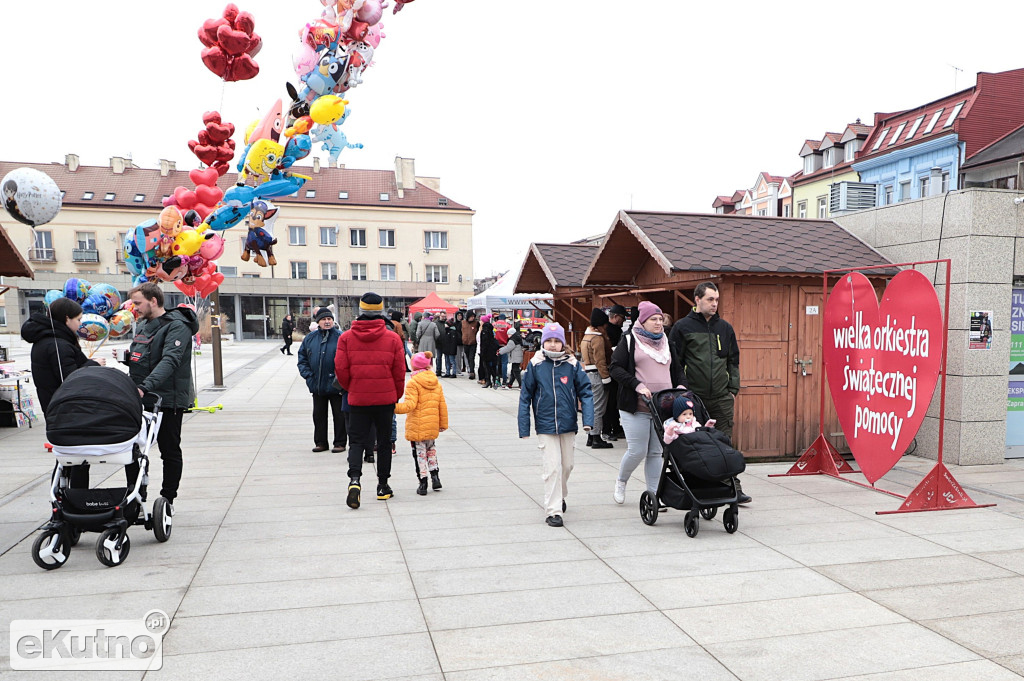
[{"x1": 2, "y1": 1, "x2": 1021, "y2": 278}]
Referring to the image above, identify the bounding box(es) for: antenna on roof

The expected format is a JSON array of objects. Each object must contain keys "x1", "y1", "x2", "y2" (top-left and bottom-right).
[{"x1": 948, "y1": 64, "x2": 963, "y2": 92}]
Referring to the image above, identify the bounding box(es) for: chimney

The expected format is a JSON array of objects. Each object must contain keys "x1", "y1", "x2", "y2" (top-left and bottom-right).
[
  {"x1": 394, "y1": 156, "x2": 416, "y2": 198},
  {"x1": 159, "y1": 159, "x2": 176, "y2": 177},
  {"x1": 110, "y1": 156, "x2": 131, "y2": 174},
  {"x1": 338, "y1": 163, "x2": 345, "y2": 170},
  {"x1": 65, "y1": 154, "x2": 80, "y2": 172},
  {"x1": 313, "y1": 157, "x2": 321, "y2": 174}
]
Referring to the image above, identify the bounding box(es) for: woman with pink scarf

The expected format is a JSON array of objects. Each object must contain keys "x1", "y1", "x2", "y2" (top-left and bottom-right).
[{"x1": 608, "y1": 301, "x2": 686, "y2": 505}]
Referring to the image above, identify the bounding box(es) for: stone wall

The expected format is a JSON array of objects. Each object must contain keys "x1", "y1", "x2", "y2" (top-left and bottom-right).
[{"x1": 834, "y1": 188, "x2": 1023, "y2": 465}]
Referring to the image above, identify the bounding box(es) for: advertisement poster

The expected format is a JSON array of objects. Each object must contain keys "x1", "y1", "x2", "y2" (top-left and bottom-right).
[
  {"x1": 1007, "y1": 291, "x2": 1024, "y2": 455},
  {"x1": 969, "y1": 310, "x2": 993, "y2": 350}
]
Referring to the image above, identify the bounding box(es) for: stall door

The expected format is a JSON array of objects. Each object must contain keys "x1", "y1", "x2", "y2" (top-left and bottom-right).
[
  {"x1": 794, "y1": 286, "x2": 847, "y2": 453},
  {"x1": 732, "y1": 284, "x2": 789, "y2": 456}
]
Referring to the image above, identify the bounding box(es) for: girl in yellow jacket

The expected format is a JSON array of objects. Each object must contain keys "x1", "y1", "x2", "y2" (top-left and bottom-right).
[{"x1": 395, "y1": 351, "x2": 449, "y2": 495}]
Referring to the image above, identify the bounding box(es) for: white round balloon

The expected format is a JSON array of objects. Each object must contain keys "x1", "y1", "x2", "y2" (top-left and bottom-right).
[{"x1": 1, "y1": 168, "x2": 62, "y2": 227}]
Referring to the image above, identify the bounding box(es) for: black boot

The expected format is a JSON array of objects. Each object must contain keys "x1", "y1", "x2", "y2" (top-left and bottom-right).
[
  {"x1": 591, "y1": 434, "x2": 613, "y2": 449},
  {"x1": 586, "y1": 434, "x2": 594, "y2": 447},
  {"x1": 417, "y1": 477, "x2": 428, "y2": 495},
  {"x1": 430, "y1": 470, "x2": 442, "y2": 490},
  {"x1": 346, "y1": 477, "x2": 361, "y2": 509}
]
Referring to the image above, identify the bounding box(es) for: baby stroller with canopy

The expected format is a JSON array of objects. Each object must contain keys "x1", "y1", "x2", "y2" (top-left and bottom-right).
[
  {"x1": 639, "y1": 388, "x2": 746, "y2": 537},
  {"x1": 31, "y1": 366, "x2": 172, "y2": 570}
]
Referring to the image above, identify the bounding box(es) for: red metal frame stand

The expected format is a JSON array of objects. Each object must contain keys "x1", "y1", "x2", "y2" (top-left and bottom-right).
[{"x1": 771, "y1": 259, "x2": 995, "y2": 514}]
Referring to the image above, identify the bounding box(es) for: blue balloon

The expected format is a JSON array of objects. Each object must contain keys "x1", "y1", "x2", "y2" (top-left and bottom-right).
[
  {"x1": 63, "y1": 278, "x2": 91, "y2": 303},
  {"x1": 82, "y1": 293, "x2": 112, "y2": 317},
  {"x1": 43, "y1": 290, "x2": 63, "y2": 307},
  {"x1": 255, "y1": 176, "x2": 307, "y2": 198},
  {"x1": 224, "y1": 185, "x2": 257, "y2": 205},
  {"x1": 204, "y1": 203, "x2": 249, "y2": 231}
]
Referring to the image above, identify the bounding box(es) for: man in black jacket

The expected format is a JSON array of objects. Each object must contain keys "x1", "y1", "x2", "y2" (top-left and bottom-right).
[
  {"x1": 281, "y1": 314, "x2": 295, "y2": 355},
  {"x1": 669, "y1": 282, "x2": 750, "y2": 504},
  {"x1": 126, "y1": 282, "x2": 199, "y2": 511},
  {"x1": 602, "y1": 304, "x2": 628, "y2": 441}
]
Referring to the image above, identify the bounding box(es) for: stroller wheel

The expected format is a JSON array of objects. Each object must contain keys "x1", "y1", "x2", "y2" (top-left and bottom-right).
[
  {"x1": 700, "y1": 506, "x2": 717, "y2": 521},
  {"x1": 68, "y1": 526, "x2": 82, "y2": 547},
  {"x1": 684, "y1": 510, "x2": 700, "y2": 538},
  {"x1": 639, "y1": 491, "x2": 659, "y2": 526},
  {"x1": 723, "y1": 506, "x2": 739, "y2": 534},
  {"x1": 32, "y1": 529, "x2": 70, "y2": 570},
  {"x1": 95, "y1": 528, "x2": 131, "y2": 567},
  {"x1": 153, "y1": 497, "x2": 173, "y2": 543}
]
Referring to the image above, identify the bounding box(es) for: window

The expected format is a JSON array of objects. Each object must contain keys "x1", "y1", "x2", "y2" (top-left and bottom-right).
[
  {"x1": 76, "y1": 232, "x2": 96, "y2": 250},
  {"x1": 941, "y1": 172, "x2": 950, "y2": 193},
  {"x1": 242, "y1": 273, "x2": 260, "y2": 278},
  {"x1": 924, "y1": 109, "x2": 943, "y2": 134},
  {"x1": 305, "y1": 189, "x2": 316, "y2": 198},
  {"x1": 883, "y1": 185, "x2": 894, "y2": 205},
  {"x1": 34, "y1": 230, "x2": 53, "y2": 249},
  {"x1": 350, "y1": 228, "x2": 366, "y2": 247},
  {"x1": 906, "y1": 115, "x2": 925, "y2": 140},
  {"x1": 919, "y1": 176, "x2": 930, "y2": 197},
  {"x1": 783, "y1": 204, "x2": 791, "y2": 217},
  {"x1": 872, "y1": 129, "x2": 890, "y2": 151},
  {"x1": 379, "y1": 229, "x2": 395, "y2": 248},
  {"x1": 424, "y1": 231, "x2": 448, "y2": 250},
  {"x1": 133, "y1": 193, "x2": 145, "y2": 202},
  {"x1": 426, "y1": 265, "x2": 448, "y2": 284},
  {"x1": 82, "y1": 191, "x2": 94, "y2": 200},
  {"x1": 220, "y1": 266, "x2": 238, "y2": 277},
  {"x1": 290, "y1": 261, "x2": 307, "y2": 279},
  {"x1": 321, "y1": 262, "x2": 338, "y2": 280},
  {"x1": 888, "y1": 123, "x2": 906, "y2": 146},
  {"x1": 351, "y1": 263, "x2": 367, "y2": 281},
  {"x1": 380, "y1": 264, "x2": 397, "y2": 281},
  {"x1": 823, "y1": 148, "x2": 835, "y2": 168},
  {"x1": 338, "y1": 191, "x2": 349, "y2": 199},
  {"x1": 289, "y1": 225, "x2": 306, "y2": 246},
  {"x1": 438, "y1": 198, "x2": 448, "y2": 206},
  {"x1": 320, "y1": 226, "x2": 337, "y2": 246},
  {"x1": 844, "y1": 141, "x2": 859, "y2": 162},
  {"x1": 0, "y1": 307, "x2": 6, "y2": 327},
  {"x1": 817, "y1": 197, "x2": 827, "y2": 218},
  {"x1": 944, "y1": 102, "x2": 965, "y2": 128},
  {"x1": 104, "y1": 192, "x2": 115, "y2": 201},
  {"x1": 797, "y1": 201, "x2": 807, "y2": 219},
  {"x1": 757, "y1": 208, "x2": 767, "y2": 216},
  {"x1": 379, "y1": 192, "x2": 390, "y2": 201},
  {"x1": 803, "y1": 156, "x2": 816, "y2": 174},
  {"x1": 900, "y1": 180, "x2": 911, "y2": 201}
]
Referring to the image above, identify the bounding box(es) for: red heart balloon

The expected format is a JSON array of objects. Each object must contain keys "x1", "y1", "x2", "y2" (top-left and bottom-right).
[
  {"x1": 246, "y1": 34, "x2": 262, "y2": 57},
  {"x1": 196, "y1": 185, "x2": 224, "y2": 206},
  {"x1": 200, "y1": 18, "x2": 228, "y2": 47},
  {"x1": 226, "y1": 54, "x2": 260, "y2": 82},
  {"x1": 214, "y1": 145, "x2": 235, "y2": 163},
  {"x1": 216, "y1": 24, "x2": 251, "y2": 56},
  {"x1": 205, "y1": 122, "x2": 234, "y2": 144},
  {"x1": 193, "y1": 203, "x2": 215, "y2": 221},
  {"x1": 192, "y1": 144, "x2": 219, "y2": 166},
  {"x1": 174, "y1": 187, "x2": 199, "y2": 210},
  {"x1": 201, "y1": 46, "x2": 228, "y2": 77},
  {"x1": 203, "y1": 111, "x2": 222, "y2": 125},
  {"x1": 226, "y1": 139, "x2": 236, "y2": 150},
  {"x1": 197, "y1": 130, "x2": 211, "y2": 146},
  {"x1": 212, "y1": 162, "x2": 230, "y2": 177},
  {"x1": 234, "y1": 11, "x2": 255, "y2": 36},
  {"x1": 189, "y1": 168, "x2": 220, "y2": 188},
  {"x1": 823, "y1": 270, "x2": 944, "y2": 484},
  {"x1": 175, "y1": 281, "x2": 197, "y2": 297},
  {"x1": 162, "y1": 195, "x2": 178, "y2": 207},
  {"x1": 222, "y1": 3, "x2": 240, "y2": 24}
]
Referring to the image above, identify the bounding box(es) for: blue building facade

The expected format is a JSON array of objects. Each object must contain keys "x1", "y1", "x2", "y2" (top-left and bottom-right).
[{"x1": 852, "y1": 134, "x2": 962, "y2": 205}]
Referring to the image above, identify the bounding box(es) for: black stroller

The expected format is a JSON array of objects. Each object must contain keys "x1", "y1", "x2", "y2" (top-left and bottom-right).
[
  {"x1": 31, "y1": 367, "x2": 171, "y2": 570},
  {"x1": 639, "y1": 388, "x2": 746, "y2": 537}
]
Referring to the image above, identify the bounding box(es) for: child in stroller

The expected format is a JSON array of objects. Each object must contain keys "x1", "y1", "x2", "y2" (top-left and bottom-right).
[
  {"x1": 639, "y1": 388, "x2": 745, "y2": 537},
  {"x1": 31, "y1": 366, "x2": 172, "y2": 570}
]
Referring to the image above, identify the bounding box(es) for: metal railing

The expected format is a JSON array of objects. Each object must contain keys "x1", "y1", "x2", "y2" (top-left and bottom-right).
[
  {"x1": 72, "y1": 248, "x2": 100, "y2": 263},
  {"x1": 27, "y1": 248, "x2": 55, "y2": 262},
  {"x1": 114, "y1": 248, "x2": 125, "y2": 264}
]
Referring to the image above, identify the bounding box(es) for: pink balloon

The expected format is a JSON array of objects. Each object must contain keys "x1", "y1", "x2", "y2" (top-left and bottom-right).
[{"x1": 293, "y1": 42, "x2": 319, "y2": 78}]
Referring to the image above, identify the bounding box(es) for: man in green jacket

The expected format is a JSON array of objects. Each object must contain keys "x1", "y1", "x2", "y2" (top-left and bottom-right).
[
  {"x1": 669, "y1": 281, "x2": 750, "y2": 503},
  {"x1": 126, "y1": 282, "x2": 199, "y2": 512}
]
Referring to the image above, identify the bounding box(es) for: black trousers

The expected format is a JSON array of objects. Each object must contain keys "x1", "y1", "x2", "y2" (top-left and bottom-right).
[
  {"x1": 348, "y1": 404, "x2": 394, "y2": 480},
  {"x1": 157, "y1": 408, "x2": 184, "y2": 501},
  {"x1": 282, "y1": 334, "x2": 293, "y2": 354},
  {"x1": 508, "y1": 363, "x2": 522, "y2": 387},
  {"x1": 464, "y1": 344, "x2": 477, "y2": 375},
  {"x1": 603, "y1": 379, "x2": 621, "y2": 435},
  {"x1": 312, "y1": 394, "x2": 346, "y2": 447}
]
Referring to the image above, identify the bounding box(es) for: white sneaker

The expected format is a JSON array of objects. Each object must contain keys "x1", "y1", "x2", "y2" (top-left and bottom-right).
[{"x1": 613, "y1": 480, "x2": 626, "y2": 504}]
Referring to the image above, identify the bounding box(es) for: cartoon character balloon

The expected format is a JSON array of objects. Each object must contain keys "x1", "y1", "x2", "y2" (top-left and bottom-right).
[
  {"x1": 2, "y1": 168, "x2": 62, "y2": 227},
  {"x1": 77, "y1": 314, "x2": 110, "y2": 358},
  {"x1": 62, "y1": 278, "x2": 92, "y2": 303}
]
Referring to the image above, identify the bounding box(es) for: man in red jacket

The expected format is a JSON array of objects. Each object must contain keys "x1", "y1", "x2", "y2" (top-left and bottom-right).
[{"x1": 336, "y1": 292, "x2": 407, "y2": 508}]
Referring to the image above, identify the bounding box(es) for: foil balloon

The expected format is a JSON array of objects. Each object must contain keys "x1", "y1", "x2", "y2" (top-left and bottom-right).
[
  {"x1": 77, "y1": 314, "x2": 110, "y2": 358},
  {"x1": 43, "y1": 290, "x2": 63, "y2": 307},
  {"x1": 82, "y1": 294, "x2": 113, "y2": 318},
  {"x1": 86, "y1": 283, "x2": 122, "y2": 316},
  {"x1": 1, "y1": 168, "x2": 62, "y2": 227},
  {"x1": 62, "y1": 278, "x2": 92, "y2": 303},
  {"x1": 107, "y1": 310, "x2": 135, "y2": 338}
]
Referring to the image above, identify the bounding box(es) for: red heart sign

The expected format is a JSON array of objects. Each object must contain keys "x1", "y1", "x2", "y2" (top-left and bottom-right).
[{"x1": 823, "y1": 270, "x2": 944, "y2": 483}]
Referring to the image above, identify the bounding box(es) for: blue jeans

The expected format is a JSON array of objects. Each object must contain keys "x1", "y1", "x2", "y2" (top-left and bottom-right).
[
  {"x1": 445, "y1": 355, "x2": 457, "y2": 376},
  {"x1": 499, "y1": 354, "x2": 509, "y2": 383}
]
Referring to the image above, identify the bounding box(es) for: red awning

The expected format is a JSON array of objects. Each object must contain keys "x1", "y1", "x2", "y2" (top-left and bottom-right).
[{"x1": 408, "y1": 291, "x2": 458, "y2": 315}]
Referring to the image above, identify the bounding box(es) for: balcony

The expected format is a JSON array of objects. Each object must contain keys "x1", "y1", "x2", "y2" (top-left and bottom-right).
[
  {"x1": 72, "y1": 248, "x2": 100, "y2": 263},
  {"x1": 27, "y1": 248, "x2": 55, "y2": 263},
  {"x1": 114, "y1": 248, "x2": 125, "y2": 264}
]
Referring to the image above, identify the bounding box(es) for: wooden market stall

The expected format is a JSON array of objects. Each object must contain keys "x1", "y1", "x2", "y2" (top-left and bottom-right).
[{"x1": 575, "y1": 210, "x2": 895, "y2": 459}]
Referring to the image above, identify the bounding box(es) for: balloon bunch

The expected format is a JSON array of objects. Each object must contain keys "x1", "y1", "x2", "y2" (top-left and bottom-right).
[
  {"x1": 188, "y1": 112, "x2": 237, "y2": 180},
  {"x1": 2, "y1": 167, "x2": 62, "y2": 227},
  {"x1": 44, "y1": 279, "x2": 138, "y2": 357},
  {"x1": 198, "y1": 4, "x2": 262, "y2": 82}
]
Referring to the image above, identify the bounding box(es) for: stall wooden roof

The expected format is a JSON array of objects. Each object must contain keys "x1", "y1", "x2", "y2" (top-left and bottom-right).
[
  {"x1": 514, "y1": 243, "x2": 599, "y2": 293},
  {"x1": 0, "y1": 221, "x2": 32, "y2": 278},
  {"x1": 583, "y1": 210, "x2": 894, "y2": 285}
]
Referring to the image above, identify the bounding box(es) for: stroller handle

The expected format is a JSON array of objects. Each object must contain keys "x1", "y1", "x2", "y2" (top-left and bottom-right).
[{"x1": 141, "y1": 391, "x2": 163, "y2": 413}]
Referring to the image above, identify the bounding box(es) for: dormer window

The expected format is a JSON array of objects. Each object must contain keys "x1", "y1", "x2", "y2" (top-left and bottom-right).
[
  {"x1": 844, "y1": 141, "x2": 860, "y2": 162},
  {"x1": 305, "y1": 189, "x2": 316, "y2": 198},
  {"x1": 823, "y1": 149, "x2": 835, "y2": 169},
  {"x1": 803, "y1": 155, "x2": 820, "y2": 175},
  {"x1": 133, "y1": 193, "x2": 145, "y2": 202},
  {"x1": 82, "y1": 191, "x2": 94, "y2": 200},
  {"x1": 103, "y1": 192, "x2": 116, "y2": 201},
  {"x1": 379, "y1": 192, "x2": 390, "y2": 201},
  {"x1": 338, "y1": 191, "x2": 348, "y2": 200}
]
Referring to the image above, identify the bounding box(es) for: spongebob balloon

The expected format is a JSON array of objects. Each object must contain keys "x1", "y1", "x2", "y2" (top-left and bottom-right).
[{"x1": 240, "y1": 139, "x2": 285, "y2": 185}]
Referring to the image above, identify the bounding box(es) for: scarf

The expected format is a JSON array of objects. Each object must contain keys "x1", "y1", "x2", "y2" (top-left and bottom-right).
[
  {"x1": 633, "y1": 328, "x2": 670, "y2": 364},
  {"x1": 542, "y1": 349, "x2": 569, "y2": 363}
]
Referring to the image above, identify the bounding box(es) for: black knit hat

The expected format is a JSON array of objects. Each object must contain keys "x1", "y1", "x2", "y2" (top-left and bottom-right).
[
  {"x1": 359, "y1": 292, "x2": 384, "y2": 316},
  {"x1": 609, "y1": 304, "x2": 627, "y2": 317},
  {"x1": 390, "y1": 311, "x2": 402, "y2": 322},
  {"x1": 313, "y1": 308, "x2": 334, "y2": 322},
  {"x1": 590, "y1": 308, "x2": 609, "y2": 327}
]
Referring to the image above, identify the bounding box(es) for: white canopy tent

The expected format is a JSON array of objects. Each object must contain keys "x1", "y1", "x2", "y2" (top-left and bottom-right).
[{"x1": 466, "y1": 274, "x2": 552, "y2": 313}]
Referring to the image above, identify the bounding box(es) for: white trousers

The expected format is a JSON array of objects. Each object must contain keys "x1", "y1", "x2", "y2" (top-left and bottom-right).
[{"x1": 538, "y1": 432, "x2": 576, "y2": 518}]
